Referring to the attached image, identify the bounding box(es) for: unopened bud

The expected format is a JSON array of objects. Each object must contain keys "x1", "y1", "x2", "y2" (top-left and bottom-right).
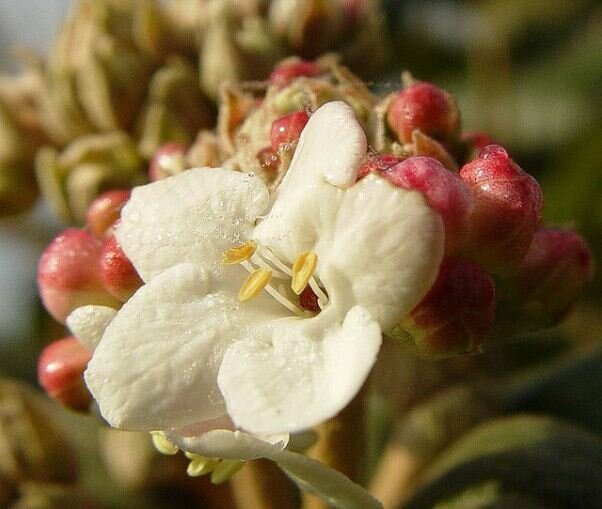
[
  {"x1": 86, "y1": 189, "x2": 130, "y2": 237},
  {"x1": 269, "y1": 59, "x2": 323, "y2": 89},
  {"x1": 460, "y1": 145, "x2": 543, "y2": 274},
  {"x1": 100, "y1": 235, "x2": 143, "y2": 302},
  {"x1": 270, "y1": 111, "x2": 310, "y2": 151},
  {"x1": 386, "y1": 82, "x2": 460, "y2": 144},
  {"x1": 38, "y1": 228, "x2": 120, "y2": 323},
  {"x1": 498, "y1": 227, "x2": 594, "y2": 329},
  {"x1": 356, "y1": 154, "x2": 404, "y2": 181},
  {"x1": 369, "y1": 156, "x2": 473, "y2": 255},
  {"x1": 37, "y1": 337, "x2": 92, "y2": 411},
  {"x1": 396, "y1": 258, "x2": 496, "y2": 356}
]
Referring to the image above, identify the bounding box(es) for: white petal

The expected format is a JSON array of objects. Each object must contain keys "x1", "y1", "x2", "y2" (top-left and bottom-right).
[
  {"x1": 66, "y1": 305, "x2": 117, "y2": 350},
  {"x1": 174, "y1": 429, "x2": 286, "y2": 460},
  {"x1": 254, "y1": 101, "x2": 366, "y2": 262},
  {"x1": 218, "y1": 306, "x2": 381, "y2": 434},
  {"x1": 175, "y1": 430, "x2": 382, "y2": 509},
  {"x1": 316, "y1": 174, "x2": 445, "y2": 329},
  {"x1": 85, "y1": 263, "x2": 286, "y2": 431},
  {"x1": 291, "y1": 101, "x2": 367, "y2": 189},
  {"x1": 117, "y1": 168, "x2": 269, "y2": 282}
]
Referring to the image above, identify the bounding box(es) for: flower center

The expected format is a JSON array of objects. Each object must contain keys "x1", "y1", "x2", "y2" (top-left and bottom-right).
[{"x1": 221, "y1": 241, "x2": 328, "y2": 316}]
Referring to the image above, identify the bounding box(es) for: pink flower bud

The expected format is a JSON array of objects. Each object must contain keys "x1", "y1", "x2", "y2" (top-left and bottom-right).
[
  {"x1": 38, "y1": 229, "x2": 120, "y2": 323},
  {"x1": 386, "y1": 82, "x2": 460, "y2": 144},
  {"x1": 100, "y1": 235, "x2": 143, "y2": 302},
  {"x1": 402, "y1": 258, "x2": 496, "y2": 356},
  {"x1": 38, "y1": 336, "x2": 92, "y2": 411},
  {"x1": 500, "y1": 227, "x2": 594, "y2": 327},
  {"x1": 86, "y1": 189, "x2": 131, "y2": 237},
  {"x1": 356, "y1": 154, "x2": 405, "y2": 181},
  {"x1": 460, "y1": 145, "x2": 543, "y2": 274},
  {"x1": 270, "y1": 111, "x2": 310, "y2": 151},
  {"x1": 149, "y1": 142, "x2": 187, "y2": 181},
  {"x1": 369, "y1": 156, "x2": 473, "y2": 255},
  {"x1": 269, "y1": 60, "x2": 323, "y2": 88}
]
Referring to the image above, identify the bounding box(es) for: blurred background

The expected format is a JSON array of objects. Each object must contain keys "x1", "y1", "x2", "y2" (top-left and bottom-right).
[{"x1": 0, "y1": 1, "x2": 600, "y2": 507}]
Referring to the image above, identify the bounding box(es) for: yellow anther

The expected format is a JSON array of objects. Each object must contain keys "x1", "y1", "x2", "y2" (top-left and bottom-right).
[
  {"x1": 238, "y1": 268, "x2": 272, "y2": 302},
  {"x1": 291, "y1": 251, "x2": 318, "y2": 295},
  {"x1": 222, "y1": 240, "x2": 257, "y2": 265},
  {"x1": 186, "y1": 452, "x2": 219, "y2": 477},
  {"x1": 151, "y1": 432, "x2": 179, "y2": 455},
  {"x1": 210, "y1": 459, "x2": 245, "y2": 484}
]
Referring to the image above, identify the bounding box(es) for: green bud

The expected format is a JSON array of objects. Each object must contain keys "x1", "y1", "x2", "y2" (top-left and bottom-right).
[
  {"x1": 36, "y1": 132, "x2": 144, "y2": 223},
  {"x1": 138, "y1": 58, "x2": 215, "y2": 159}
]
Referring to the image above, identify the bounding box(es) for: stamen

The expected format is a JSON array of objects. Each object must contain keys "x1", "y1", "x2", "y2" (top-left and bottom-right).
[
  {"x1": 238, "y1": 267, "x2": 272, "y2": 302},
  {"x1": 264, "y1": 283, "x2": 306, "y2": 316},
  {"x1": 308, "y1": 276, "x2": 329, "y2": 308},
  {"x1": 250, "y1": 253, "x2": 289, "y2": 279},
  {"x1": 222, "y1": 240, "x2": 257, "y2": 265},
  {"x1": 260, "y1": 247, "x2": 294, "y2": 276},
  {"x1": 291, "y1": 252, "x2": 318, "y2": 295},
  {"x1": 151, "y1": 431, "x2": 179, "y2": 455}
]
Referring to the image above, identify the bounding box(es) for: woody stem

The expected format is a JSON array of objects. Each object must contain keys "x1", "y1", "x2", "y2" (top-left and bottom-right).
[
  {"x1": 230, "y1": 459, "x2": 298, "y2": 509},
  {"x1": 301, "y1": 385, "x2": 368, "y2": 509}
]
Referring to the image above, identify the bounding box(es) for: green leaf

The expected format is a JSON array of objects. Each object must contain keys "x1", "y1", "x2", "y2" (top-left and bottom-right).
[{"x1": 403, "y1": 415, "x2": 602, "y2": 508}]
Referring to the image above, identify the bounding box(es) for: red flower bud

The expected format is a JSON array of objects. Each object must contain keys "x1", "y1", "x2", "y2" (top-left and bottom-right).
[
  {"x1": 86, "y1": 189, "x2": 131, "y2": 237},
  {"x1": 356, "y1": 154, "x2": 405, "y2": 181},
  {"x1": 460, "y1": 145, "x2": 543, "y2": 274},
  {"x1": 500, "y1": 227, "x2": 594, "y2": 327},
  {"x1": 401, "y1": 258, "x2": 496, "y2": 356},
  {"x1": 270, "y1": 111, "x2": 310, "y2": 151},
  {"x1": 100, "y1": 235, "x2": 143, "y2": 302},
  {"x1": 149, "y1": 142, "x2": 187, "y2": 181},
  {"x1": 38, "y1": 337, "x2": 92, "y2": 411},
  {"x1": 269, "y1": 60, "x2": 323, "y2": 88},
  {"x1": 386, "y1": 82, "x2": 460, "y2": 144},
  {"x1": 372, "y1": 156, "x2": 474, "y2": 255},
  {"x1": 38, "y1": 229, "x2": 120, "y2": 323}
]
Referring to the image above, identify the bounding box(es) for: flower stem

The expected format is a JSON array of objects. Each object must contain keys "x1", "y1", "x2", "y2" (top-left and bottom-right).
[
  {"x1": 230, "y1": 458, "x2": 298, "y2": 509},
  {"x1": 301, "y1": 387, "x2": 367, "y2": 509},
  {"x1": 369, "y1": 384, "x2": 499, "y2": 508}
]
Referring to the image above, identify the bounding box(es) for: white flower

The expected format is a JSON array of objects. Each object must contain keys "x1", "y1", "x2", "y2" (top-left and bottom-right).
[{"x1": 69, "y1": 101, "x2": 444, "y2": 437}]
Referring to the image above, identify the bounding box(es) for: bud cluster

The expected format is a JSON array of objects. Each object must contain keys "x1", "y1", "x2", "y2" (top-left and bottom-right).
[
  {"x1": 365, "y1": 79, "x2": 592, "y2": 356},
  {"x1": 0, "y1": 0, "x2": 390, "y2": 219},
  {"x1": 37, "y1": 190, "x2": 143, "y2": 409},
  {"x1": 36, "y1": 59, "x2": 593, "y2": 408}
]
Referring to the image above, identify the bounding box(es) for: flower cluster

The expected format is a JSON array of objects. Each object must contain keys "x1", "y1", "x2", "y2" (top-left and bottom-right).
[
  {"x1": 0, "y1": 0, "x2": 388, "y2": 219},
  {"x1": 36, "y1": 62, "x2": 593, "y2": 482}
]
